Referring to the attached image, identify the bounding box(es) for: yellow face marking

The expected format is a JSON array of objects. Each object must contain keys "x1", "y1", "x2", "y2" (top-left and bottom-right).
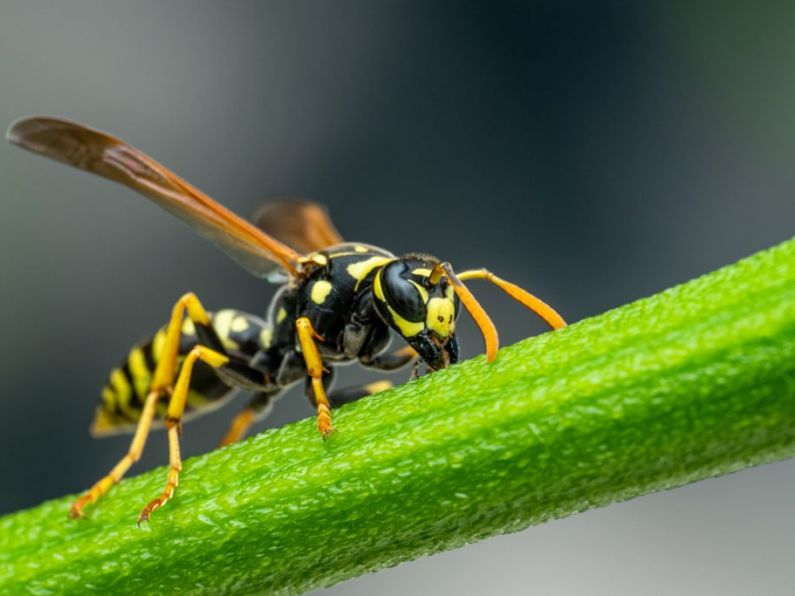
[
  {"x1": 412, "y1": 267, "x2": 432, "y2": 277},
  {"x1": 354, "y1": 245, "x2": 368, "y2": 253},
  {"x1": 231, "y1": 315, "x2": 249, "y2": 333},
  {"x1": 128, "y1": 347, "x2": 151, "y2": 398},
  {"x1": 445, "y1": 285, "x2": 455, "y2": 301},
  {"x1": 276, "y1": 307, "x2": 287, "y2": 324},
  {"x1": 426, "y1": 297, "x2": 456, "y2": 338},
  {"x1": 310, "y1": 280, "x2": 334, "y2": 304},
  {"x1": 347, "y1": 256, "x2": 392, "y2": 287}
]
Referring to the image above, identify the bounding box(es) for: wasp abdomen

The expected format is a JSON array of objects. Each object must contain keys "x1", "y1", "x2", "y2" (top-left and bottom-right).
[{"x1": 92, "y1": 309, "x2": 272, "y2": 436}]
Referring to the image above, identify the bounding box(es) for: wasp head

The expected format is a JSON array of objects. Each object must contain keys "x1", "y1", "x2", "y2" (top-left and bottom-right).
[{"x1": 373, "y1": 255, "x2": 461, "y2": 370}]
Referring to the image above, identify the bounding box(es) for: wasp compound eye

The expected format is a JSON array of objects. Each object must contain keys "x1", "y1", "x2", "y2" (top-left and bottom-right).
[{"x1": 381, "y1": 261, "x2": 427, "y2": 322}]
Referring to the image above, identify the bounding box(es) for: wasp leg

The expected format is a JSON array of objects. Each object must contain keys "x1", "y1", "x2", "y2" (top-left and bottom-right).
[
  {"x1": 138, "y1": 345, "x2": 229, "y2": 525},
  {"x1": 295, "y1": 317, "x2": 333, "y2": 437},
  {"x1": 456, "y1": 268, "x2": 567, "y2": 330},
  {"x1": 150, "y1": 292, "x2": 220, "y2": 391},
  {"x1": 70, "y1": 389, "x2": 163, "y2": 519},
  {"x1": 361, "y1": 345, "x2": 418, "y2": 371},
  {"x1": 326, "y1": 380, "x2": 393, "y2": 408},
  {"x1": 218, "y1": 391, "x2": 277, "y2": 447},
  {"x1": 70, "y1": 292, "x2": 218, "y2": 519}
]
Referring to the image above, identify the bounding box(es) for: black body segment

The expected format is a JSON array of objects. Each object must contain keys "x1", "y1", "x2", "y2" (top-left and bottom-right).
[{"x1": 93, "y1": 243, "x2": 420, "y2": 436}]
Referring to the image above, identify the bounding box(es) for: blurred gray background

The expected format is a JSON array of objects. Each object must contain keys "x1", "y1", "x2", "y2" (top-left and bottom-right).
[{"x1": 1, "y1": 1, "x2": 794, "y2": 594}]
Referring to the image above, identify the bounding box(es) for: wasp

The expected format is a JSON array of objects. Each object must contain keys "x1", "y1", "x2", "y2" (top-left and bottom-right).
[{"x1": 7, "y1": 116, "x2": 567, "y2": 524}]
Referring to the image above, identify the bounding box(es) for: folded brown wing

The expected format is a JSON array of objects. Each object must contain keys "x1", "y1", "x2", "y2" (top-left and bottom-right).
[
  {"x1": 7, "y1": 116, "x2": 301, "y2": 278},
  {"x1": 252, "y1": 199, "x2": 344, "y2": 254}
]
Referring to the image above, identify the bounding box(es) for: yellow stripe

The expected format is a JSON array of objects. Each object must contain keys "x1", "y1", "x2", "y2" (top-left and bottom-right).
[
  {"x1": 387, "y1": 305, "x2": 424, "y2": 337},
  {"x1": 231, "y1": 315, "x2": 250, "y2": 332},
  {"x1": 91, "y1": 404, "x2": 118, "y2": 434},
  {"x1": 187, "y1": 389, "x2": 210, "y2": 408},
  {"x1": 110, "y1": 368, "x2": 138, "y2": 419},
  {"x1": 347, "y1": 256, "x2": 392, "y2": 289},
  {"x1": 212, "y1": 310, "x2": 239, "y2": 350},
  {"x1": 128, "y1": 347, "x2": 152, "y2": 399},
  {"x1": 408, "y1": 279, "x2": 429, "y2": 304},
  {"x1": 101, "y1": 386, "x2": 116, "y2": 410},
  {"x1": 374, "y1": 269, "x2": 385, "y2": 301}
]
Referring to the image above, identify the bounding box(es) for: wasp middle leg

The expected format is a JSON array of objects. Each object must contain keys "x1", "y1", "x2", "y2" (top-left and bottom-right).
[
  {"x1": 326, "y1": 380, "x2": 394, "y2": 407},
  {"x1": 217, "y1": 391, "x2": 278, "y2": 447}
]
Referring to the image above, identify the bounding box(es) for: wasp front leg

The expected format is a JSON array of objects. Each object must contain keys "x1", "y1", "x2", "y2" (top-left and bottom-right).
[
  {"x1": 361, "y1": 345, "x2": 418, "y2": 371},
  {"x1": 296, "y1": 317, "x2": 333, "y2": 437}
]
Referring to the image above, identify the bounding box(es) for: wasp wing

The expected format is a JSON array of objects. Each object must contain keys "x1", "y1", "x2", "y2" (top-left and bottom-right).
[
  {"x1": 252, "y1": 199, "x2": 344, "y2": 254},
  {"x1": 7, "y1": 116, "x2": 301, "y2": 278}
]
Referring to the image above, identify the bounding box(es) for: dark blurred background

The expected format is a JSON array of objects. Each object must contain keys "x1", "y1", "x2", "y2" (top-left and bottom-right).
[{"x1": 1, "y1": 1, "x2": 794, "y2": 594}]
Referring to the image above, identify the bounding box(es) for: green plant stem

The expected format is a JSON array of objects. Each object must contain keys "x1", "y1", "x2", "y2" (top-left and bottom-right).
[{"x1": 3, "y1": 238, "x2": 795, "y2": 595}]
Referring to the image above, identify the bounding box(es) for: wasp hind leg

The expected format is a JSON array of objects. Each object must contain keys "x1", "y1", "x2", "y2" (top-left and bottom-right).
[
  {"x1": 69, "y1": 292, "x2": 223, "y2": 521},
  {"x1": 138, "y1": 345, "x2": 229, "y2": 525},
  {"x1": 70, "y1": 388, "x2": 164, "y2": 519}
]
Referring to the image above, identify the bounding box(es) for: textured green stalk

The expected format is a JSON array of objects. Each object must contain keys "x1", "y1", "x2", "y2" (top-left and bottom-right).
[{"x1": 2, "y1": 239, "x2": 795, "y2": 595}]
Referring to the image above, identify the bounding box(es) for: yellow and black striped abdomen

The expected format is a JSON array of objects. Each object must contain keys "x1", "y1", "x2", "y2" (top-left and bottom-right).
[{"x1": 91, "y1": 309, "x2": 272, "y2": 436}]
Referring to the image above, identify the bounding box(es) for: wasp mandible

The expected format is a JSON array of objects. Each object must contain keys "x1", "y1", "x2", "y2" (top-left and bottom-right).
[{"x1": 7, "y1": 117, "x2": 566, "y2": 524}]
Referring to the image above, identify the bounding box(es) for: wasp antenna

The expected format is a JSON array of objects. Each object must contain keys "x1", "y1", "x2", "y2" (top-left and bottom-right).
[
  {"x1": 440, "y1": 263, "x2": 499, "y2": 362},
  {"x1": 456, "y1": 269, "x2": 567, "y2": 330}
]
